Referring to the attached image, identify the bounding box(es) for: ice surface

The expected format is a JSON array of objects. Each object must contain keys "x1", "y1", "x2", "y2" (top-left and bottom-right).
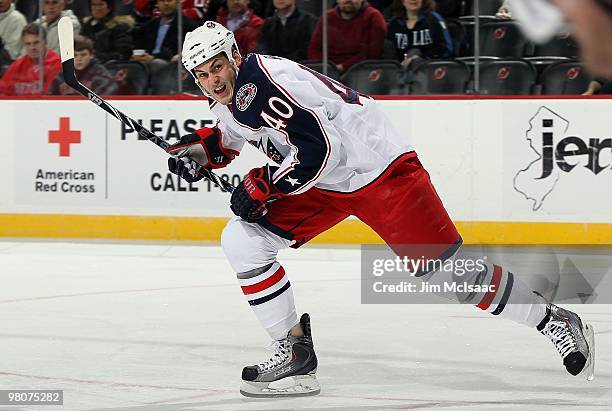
[{"x1": 0, "y1": 241, "x2": 610, "y2": 410}]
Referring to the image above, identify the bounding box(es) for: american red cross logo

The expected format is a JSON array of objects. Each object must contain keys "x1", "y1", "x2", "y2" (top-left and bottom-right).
[{"x1": 49, "y1": 117, "x2": 81, "y2": 157}]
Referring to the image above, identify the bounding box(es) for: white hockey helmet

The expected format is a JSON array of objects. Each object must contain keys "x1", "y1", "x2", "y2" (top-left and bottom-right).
[{"x1": 182, "y1": 21, "x2": 240, "y2": 95}]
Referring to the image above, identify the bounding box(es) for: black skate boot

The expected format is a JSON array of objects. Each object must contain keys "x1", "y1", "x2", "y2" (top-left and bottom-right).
[
  {"x1": 240, "y1": 313, "x2": 320, "y2": 397},
  {"x1": 538, "y1": 304, "x2": 595, "y2": 380}
]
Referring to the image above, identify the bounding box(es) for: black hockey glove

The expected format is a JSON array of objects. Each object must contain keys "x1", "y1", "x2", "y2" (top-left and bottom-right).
[
  {"x1": 230, "y1": 165, "x2": 283, "y2": 222},
  {"x1": 167, "y1": 157, "x2": 203, "y2": 183},
  {"x1": 166, "y1": 127, "x2": 237, "y2": 183}
]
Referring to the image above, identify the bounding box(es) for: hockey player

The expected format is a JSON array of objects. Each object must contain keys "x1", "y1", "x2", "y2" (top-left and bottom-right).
[{"x1": 166, "y1": 21, "x2": 595, "y2": 397}]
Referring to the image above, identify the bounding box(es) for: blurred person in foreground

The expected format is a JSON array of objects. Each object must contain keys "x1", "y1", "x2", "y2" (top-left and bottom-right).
[
  {"x1": 509, "y1": 0, "x2": 612, "y2": 78},
  {"x1": 0, "y1": 23, "x2": 60, "y2": 95},
  {"x1": 50, "y1": 34, "x2": 118, "y2": 95}
]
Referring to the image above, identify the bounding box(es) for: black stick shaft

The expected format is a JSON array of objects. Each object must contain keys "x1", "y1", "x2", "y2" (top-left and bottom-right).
[{"x1": 60, "y1": 60, "x2": 235, "y2": 193}]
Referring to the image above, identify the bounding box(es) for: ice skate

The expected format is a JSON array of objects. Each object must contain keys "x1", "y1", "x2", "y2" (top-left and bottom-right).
[
  {"x1": 240, "y1": 313, "x2": 320, "y2": 398},
  {"x1": 538, "y1": 304, "x2": 595, "y2": 380}
]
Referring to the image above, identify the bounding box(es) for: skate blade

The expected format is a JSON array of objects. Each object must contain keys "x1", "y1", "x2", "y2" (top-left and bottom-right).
[
  {"x1": 581, "y1": 322, "x2": 595, "y2": 381},
  {"x1": 240, "y1": 373, "x2": 320, "y2": 398}
]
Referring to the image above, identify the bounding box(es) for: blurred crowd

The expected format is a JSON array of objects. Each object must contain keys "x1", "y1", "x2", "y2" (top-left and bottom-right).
[{"x1": 0, "y1": 0, "x2": 607, "y2": 95}]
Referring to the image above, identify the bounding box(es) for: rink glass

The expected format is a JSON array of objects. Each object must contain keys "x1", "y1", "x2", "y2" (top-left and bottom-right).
[{"x1": 0, "y1": 0, "x2": 594, "y2": 97}]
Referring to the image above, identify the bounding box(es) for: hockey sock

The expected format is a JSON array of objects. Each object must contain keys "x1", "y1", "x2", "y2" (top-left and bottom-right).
[
  {"x1": 236, "y1": 261, "x2": 298, "y2": 340},
  {"x1": 470, "y1": 262, "x2": 549, "y2": 328},
  {"x1": 419, "y1": 248, "x2": 549, "y2": 328}
]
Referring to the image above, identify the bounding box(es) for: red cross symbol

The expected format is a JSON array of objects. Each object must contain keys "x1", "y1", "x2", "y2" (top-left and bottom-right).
[{"x1": 49, "y1": 117, "x2": 81, "y2": 157}]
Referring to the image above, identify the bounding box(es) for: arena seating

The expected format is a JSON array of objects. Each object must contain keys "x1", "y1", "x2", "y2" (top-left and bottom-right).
[
  {"x1": 479, "y1": 21, "x2": 530, "y2": 58},
  {"x1": 540, "y1": 61, "x2": 592, "y2": 95},
  {"x1": 104, "y1": 61, "x2": 149, "y2": 95},
  {"x1": 409, "y1": 60, "x2": 470, "y2": 94},
  {"x1": 341, "y1": 60, "x2": 404, "y2": 95},
  {"x1": 534, "y1": 33, "x2": 579, "y2": 58},
  {"x1": 477, "y1": 59, "x2": 537, "y2": 95}
]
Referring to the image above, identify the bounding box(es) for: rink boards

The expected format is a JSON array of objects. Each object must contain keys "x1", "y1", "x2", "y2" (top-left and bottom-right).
[{"x1": 0, "y1": 96, "x2": 610, "y2": 244}]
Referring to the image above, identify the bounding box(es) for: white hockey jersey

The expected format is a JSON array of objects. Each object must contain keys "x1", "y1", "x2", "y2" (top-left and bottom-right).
[{"x1": 210, "y1": 54, "x2": 414, "y2": 195}]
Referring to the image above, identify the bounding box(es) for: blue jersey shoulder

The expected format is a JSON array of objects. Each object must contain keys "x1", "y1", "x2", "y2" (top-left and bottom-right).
[{"x1": 231, "y1": 54, "x2": 275, "y2": 128}]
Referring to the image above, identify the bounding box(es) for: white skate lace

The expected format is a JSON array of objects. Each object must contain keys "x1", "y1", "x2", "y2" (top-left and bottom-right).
[
  {"x1": 542, "y1": 319, "x2": 577, "y2": 359},
  {"x1": 257, "y1": 339, "x2": 292, "y2": 373}
]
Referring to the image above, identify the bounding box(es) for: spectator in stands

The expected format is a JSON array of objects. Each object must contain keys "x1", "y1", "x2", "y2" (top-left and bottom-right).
[
  {"x1": 308, "y1": 0, "x2": 386, "y2": 72},
  {"x1": 216, "y1": 0, "x2": 263, "y2": 55},
  {"x1": 36, "y1": 0, "x2": 81, "y2": 54},
  {"x1": 132, "y1": 0, "x2": 198, "y2": 73},
  {"x1": 495, "y1": 0, "x2": 512, "y2": 20},
  {"x1": 256, "y1": 0, "x2": 315, "y2": 61},
  {"x1": 0, "y1": 23, "x2": 61, "y2": 95},
  {"x1": 387, "y1": 0, "x2": 453, "y2": 68},
  {"x1": 0, "y1": 0, "x2": 27, "y2": 60},
  {"x1": 50, "y1": 34, "x2": 118, "y2": 94},
  {"x1": 583, "y1": 78, "x2": 612, "y2": 95},
  {"x1": 81, "y1": 0, "x2": 135, "y2": 63}
]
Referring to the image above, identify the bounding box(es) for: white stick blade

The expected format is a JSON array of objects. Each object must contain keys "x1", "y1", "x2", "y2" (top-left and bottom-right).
[{"x1": 58, "y1": 16, "x2": 74, "y2": 62}]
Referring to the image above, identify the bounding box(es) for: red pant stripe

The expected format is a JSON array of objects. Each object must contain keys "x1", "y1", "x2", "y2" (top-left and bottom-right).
[
  {"x1": 477, "y1": 264, "x2": 502, "y2": 310},
  {"x1": 241, "y1": 266, "x2": 286, "y2": 295}
]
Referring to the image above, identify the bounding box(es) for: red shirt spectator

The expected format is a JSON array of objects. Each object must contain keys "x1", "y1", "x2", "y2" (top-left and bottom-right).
[
  {"x1": 0, "y1": 23, "x2": 61, "y2": 95},
  {"x1": 217, "y1": 0, "x2": 263, "y2": 54},
  {"x1": 308, "y1": 0, "x2": 386, "y2": 71}
]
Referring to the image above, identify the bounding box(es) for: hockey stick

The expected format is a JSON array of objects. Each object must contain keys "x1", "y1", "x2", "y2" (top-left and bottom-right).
[{"x1": 57, "y1": 16, "x2": 235, "y2": 193}]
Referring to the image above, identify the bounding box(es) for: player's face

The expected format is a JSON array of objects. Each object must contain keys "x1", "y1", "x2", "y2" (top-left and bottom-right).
[
  {"x1": 402, "y1": 0, "x2": 422, "y2": 13},
  {"x1": 23, "y1": 34, "x2": 43, "y2": 61},
  {"x1": 43, "y1": 0, "x2": 65, "y2": 22},
  {"x1": 74, "y1": 49, "x2": 94, "y2": 71},
  {"x1": 90, "y1": 0, "x2": 111, "y2": 20},
  {"x1": 194, "y1": 53, "x2": 242, "y2": 105}
]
